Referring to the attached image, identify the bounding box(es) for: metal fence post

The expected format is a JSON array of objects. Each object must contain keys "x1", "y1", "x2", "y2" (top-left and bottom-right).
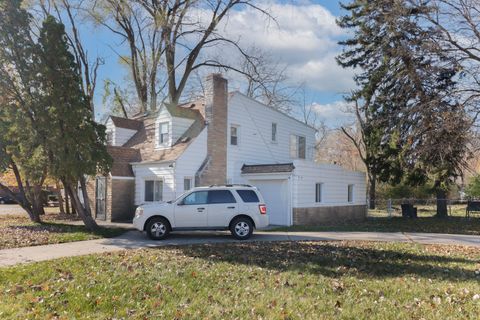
[{"x1": 387, "y1": 198, "x2": 392, "y2": 218}]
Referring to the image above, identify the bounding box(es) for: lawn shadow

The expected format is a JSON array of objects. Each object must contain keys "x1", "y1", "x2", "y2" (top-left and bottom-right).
[
  {"x1": 160, "y1": 241, "x2": 480, "y2": 282},
  {"x1": 281, "y1": 216, "x2": 480, "y2": 235},
  {"x1": 7, "y1": 222, "x2": 125, "y2": 238}
]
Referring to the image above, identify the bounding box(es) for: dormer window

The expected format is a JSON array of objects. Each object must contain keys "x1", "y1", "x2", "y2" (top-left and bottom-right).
[{"x1": 158, "y1": 122, "x2": 170, "y2": 146}]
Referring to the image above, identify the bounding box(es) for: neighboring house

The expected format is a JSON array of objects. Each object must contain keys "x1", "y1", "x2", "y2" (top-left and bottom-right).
[{"x1": 88, "y1": 74, "x2": 366, "y2": 225}]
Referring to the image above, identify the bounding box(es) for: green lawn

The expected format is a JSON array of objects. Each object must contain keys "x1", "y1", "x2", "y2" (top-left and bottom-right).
[
  {"x1": 269, "y1": 216, "x2": 480, "y2": 235},
  {"x1": 270, "y1": 204, "x2": 480, "y2": 235},
  {"x1": 0, "y1": 214, "x2": 126, "y2": 249},
  {"x1": 1, "y1": 241, "x2": 479, "y2": 319}
]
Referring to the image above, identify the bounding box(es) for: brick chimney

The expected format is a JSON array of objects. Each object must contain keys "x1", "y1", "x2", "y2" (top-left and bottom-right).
[{"x1": 198, "y1": 73, "x2": 228, "y2": 186}]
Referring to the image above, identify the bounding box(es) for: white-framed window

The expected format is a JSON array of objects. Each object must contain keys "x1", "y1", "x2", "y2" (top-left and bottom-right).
[
  {"x1": 230, "y1": 125, "x2": 239, "y2": 146},
  {"x1": 290, "y1": 135, "x2": 306, "y2": 159},
  {"x1": 184, "y1": 177, "x2": 193, "y2": 192},
  {"x1": 348, "y1": 184, "x2": 354, "y2": 203},
  {"x1": 271, "y1": 123, "x2": 277, "y2": 142},
  {"x1": 158, "y1": 122, "x2": 170, "y2": 146},
  {"x1": 315, "y1": 183, "x2": 323, "y2": 203},
  {"x1": 145, "y1": 180, "x2": 163, "y2": 202}
]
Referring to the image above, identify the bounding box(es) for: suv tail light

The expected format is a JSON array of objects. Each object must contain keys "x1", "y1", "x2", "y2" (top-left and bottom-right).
[{"x1": 259, "y1": 204, "x2": 267, "y2": 215}]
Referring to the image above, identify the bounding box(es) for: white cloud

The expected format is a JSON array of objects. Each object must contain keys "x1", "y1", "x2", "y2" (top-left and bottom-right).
[
  {"x1": 311, "y1": 100, "x2": 355, "y2": 128},
  {"x1": 216, "y1": 1, "x2": 356, "y2": 93}
]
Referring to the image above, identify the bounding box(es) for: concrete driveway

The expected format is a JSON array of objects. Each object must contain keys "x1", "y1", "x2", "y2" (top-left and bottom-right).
[
  {"x1": 0, "y1": 204, "x2": 26, "y2": 216},
  {"x1": 1, "y1": 230, "x2": 479, "y2": 267}
]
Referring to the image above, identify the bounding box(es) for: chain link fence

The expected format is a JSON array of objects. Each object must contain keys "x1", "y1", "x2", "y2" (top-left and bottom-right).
[{"x1": 367, "y1": 199, "x2": 471, "y2": 218}]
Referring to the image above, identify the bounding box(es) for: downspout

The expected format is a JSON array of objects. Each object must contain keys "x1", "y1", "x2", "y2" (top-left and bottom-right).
[{"x1": 170, "y1": 162, "x2": 177, "y2": 200}]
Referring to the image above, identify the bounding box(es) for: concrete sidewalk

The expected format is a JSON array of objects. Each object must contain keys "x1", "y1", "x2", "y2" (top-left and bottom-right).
[{"x1": 1, "y1": 230, "x2": 479, "y2": 267}]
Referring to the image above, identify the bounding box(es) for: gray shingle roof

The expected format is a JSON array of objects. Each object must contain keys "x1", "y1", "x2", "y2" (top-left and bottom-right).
[{"x1": 241, "y1": 163, "x2": 295, "y2": 174}]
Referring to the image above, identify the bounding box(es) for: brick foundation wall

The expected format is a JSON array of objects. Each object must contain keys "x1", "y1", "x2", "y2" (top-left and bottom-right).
[
  {"x1": 293, "y1": 205, "x2": 367, "y2": 225},
  {"x1": 111, "y1": 179, "x2": 135, "y2": 222}
]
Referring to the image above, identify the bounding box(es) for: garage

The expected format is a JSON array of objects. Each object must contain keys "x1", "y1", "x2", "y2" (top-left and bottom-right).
[
  {"x1": 249, "y1": 179, "x2": 290, "y2": 225},
  {"x1": 241, "y1": 163, "x2": 295, "y2": 226}
]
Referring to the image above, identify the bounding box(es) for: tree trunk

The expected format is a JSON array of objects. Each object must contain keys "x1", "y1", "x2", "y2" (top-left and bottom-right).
[
  {"x1": 31, "y1": 185, "x2": 46, "y2": 216},
  {"x1": 56, "y1": 182, "x2": 65, "y2": 215},
  {"x1": 368, "y1": 174, "x2": 376, "y2": 210},
  {"x1": 435, "y1": 187, "x2": 448, "y2": 218},
  {"x1": 65, "y1": 182, "x2": 98, "y2": 231},
  {"x1": 65, "y1": 191, "x2": 70, "y2": 214}
]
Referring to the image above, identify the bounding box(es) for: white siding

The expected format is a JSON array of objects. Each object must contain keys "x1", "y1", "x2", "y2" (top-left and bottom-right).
[
  {"x1": 172, "y1": 117, "x2": 194, "y2": 143},
  {"x1": 292, "y1": 160, "x2": 367, "y2": 208},
  {"x1": 132, "y1": 164, "x2": 175, "y2": 205},
  {"x1": 227, "y1": 93, "x2": 317, "y2": 184},
  {"x1": 174, "y1": 128, "x2": 208, "y2": 195},
  {"x1": 105, "y1": 118, "x2": 137, "y2": 146},
  {"x1": 106, "y1": 118, "x2": 115, "y2": 145},
  {"x1": 154, "y1": 109, "x2": 194, "y2": 149},
  {"x1": 115, "y1": 127, "x2": 137, "y2": 146},
  {"x1": 155, "y1": 108, "x2": 173, "y2": 149}
]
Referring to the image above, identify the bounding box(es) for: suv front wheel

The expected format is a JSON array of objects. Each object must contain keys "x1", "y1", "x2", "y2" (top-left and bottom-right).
[
  {"x1": 146, "y1": 217, "x2": 170, "y2": 240},
  {"x1": 230, "y1": 217, "x2": 253, "y2": 240}
]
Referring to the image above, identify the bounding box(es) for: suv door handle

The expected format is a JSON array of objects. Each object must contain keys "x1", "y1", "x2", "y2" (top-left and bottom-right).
[
  {"x1": 227, "y1": 206, "x2": 235, "y2": 209},
  {"x1": 197, "y1": 207, "x2": 205, "y2": 211}
]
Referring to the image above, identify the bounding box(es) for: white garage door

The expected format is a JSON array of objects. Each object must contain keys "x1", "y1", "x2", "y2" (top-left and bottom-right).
[{"x1": 250, "y1": 179, "x2": 290, "y2": 226}]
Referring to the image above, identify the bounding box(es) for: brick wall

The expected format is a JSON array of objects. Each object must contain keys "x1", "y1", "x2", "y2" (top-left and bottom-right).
[
  {"x1": 85, "y1": 177, "x2": 97, "y2": 218},
  {"x1": 111, "y1": 179, "x2": 135, "y2": 222},
  {"x1": 293, "y1": 205, "x2": 367, "y2": 225},
  {"x1": 198, "y1": 74, "x2": 228, "y2": 186}
]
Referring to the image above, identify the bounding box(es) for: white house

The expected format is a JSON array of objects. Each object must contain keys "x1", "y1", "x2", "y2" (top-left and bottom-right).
[{"x1": 88, "y1": 74, "x2": 366, "y2": 226}]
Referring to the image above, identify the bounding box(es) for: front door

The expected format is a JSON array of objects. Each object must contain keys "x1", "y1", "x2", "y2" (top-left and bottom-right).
[
  {"x1": 174, "y1": 191, "x2": 208, "y2": 227},
  {"x1": 95, "y1": 177, "x2": 107, "y2": 220}
]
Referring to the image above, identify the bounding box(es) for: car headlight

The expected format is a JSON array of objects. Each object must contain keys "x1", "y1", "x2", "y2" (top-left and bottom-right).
[{"x1": 135, "y1": 207, "x2": 144, "y2": 217}]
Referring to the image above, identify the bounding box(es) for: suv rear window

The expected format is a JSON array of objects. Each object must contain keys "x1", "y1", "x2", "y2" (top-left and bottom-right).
[
  {"x1": 208, "y1": 190, "x2": 237, "y2": 204},
  {"x1": 236, "y1": 190, "x2": 260, "y2": 203}
]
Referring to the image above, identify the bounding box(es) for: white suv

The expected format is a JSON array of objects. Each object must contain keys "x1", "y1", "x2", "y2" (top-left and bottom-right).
[{"x1": 133, "y1": 185, "x2": 269, "y2": 240}]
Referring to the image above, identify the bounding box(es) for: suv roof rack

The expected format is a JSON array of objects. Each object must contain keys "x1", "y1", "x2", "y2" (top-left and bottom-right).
[{"x1": 208, "y1": 184, "x2": 254, "y2": 188}]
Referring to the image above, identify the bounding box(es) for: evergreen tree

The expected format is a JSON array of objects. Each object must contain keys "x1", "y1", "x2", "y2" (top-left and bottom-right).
[
  {"x1": 36, "y1": 16, "x2": 111, "y2": 230},
  {"x1": 337, "y1": 0, "x2": 470, "y2": 217},
  {"x1": 0, "y1": 0, "x2": 48, "y2": 222}
]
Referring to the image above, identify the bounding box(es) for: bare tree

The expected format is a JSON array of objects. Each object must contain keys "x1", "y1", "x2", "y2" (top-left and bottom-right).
[
  {"x1": 429, "y1": 0, "x2": 480, "y2": 121},
  {"x1": 316, "y1": 129, "x2": 365, "y2": 171},
  {"x1": 89, "y1": 0, "x2": 271, "y2": 111},
  {"x1": 37, "y1": 0, "x2": 103, "y2": 116},
  {"x1": 238, "y1": 46, "x2": 298, "y2": 113}
]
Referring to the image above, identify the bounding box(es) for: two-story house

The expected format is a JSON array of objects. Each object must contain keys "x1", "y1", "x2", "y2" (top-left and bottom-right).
[{"x1": 87, "y1": 74, "x2": 366, "y2": 226}]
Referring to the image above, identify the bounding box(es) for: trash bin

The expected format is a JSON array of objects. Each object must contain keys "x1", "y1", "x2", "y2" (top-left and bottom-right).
[{"x1": 401, "y1": 204, "x2": 417, "y2": 218}]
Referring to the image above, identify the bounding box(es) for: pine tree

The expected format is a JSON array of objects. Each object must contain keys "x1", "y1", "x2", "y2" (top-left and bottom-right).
[
  {"x1": 0, "y1": 0, "x2": 49, "y2": 222},
  {"x1": 337, "y1": 0, "x2": 470, "y2": 217},
  {"x1": 36, "y1": 16, "x2": 112, "y2": 230}
]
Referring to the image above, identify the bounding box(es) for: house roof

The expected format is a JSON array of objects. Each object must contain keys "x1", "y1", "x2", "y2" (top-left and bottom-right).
[
  {"x1": 106, "y1": 146, "x2": 141, "y2": 177},
  {"x1": 122, "y1": 109, "x2": 205, "y2": 164},
  {"x1": 165, "y1": 100, "x2": 205, "y2": 120},
  {"x1": 229, "y1": 91, "x2": 318, "y2": 131},
  {"x1": 241, "y1": 163, "x2": 295, "y2": 174},
  {"x1": 109, "y1": 116, "x2": 143, "y2": 131}
]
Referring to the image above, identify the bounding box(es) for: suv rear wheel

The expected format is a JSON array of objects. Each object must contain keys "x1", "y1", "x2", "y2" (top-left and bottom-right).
[
  {"x1": 230, "y1": 217, "x2": 253, "y2": 240},
  {"x1": 146, "y1": 217, "x2": 170, "y2": 240}
]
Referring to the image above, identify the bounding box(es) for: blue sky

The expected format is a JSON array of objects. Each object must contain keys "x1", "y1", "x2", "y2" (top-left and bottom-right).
[{"x1": 77, "y1": 1, "x2": 354, "y2": 127}]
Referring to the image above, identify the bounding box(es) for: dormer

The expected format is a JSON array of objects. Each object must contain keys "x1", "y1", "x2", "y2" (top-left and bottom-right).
[
  {"x1": 155, "y1": 102, "x2": 201, "y2": 149},
  {"x1": 106, "y1": 116, "x2": 142, "y2": 146}
]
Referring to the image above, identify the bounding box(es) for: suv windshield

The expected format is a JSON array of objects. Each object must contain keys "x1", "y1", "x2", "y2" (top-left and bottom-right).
[{"x1": 182, "y1": 191, "x2": 208, "y2": 205}]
